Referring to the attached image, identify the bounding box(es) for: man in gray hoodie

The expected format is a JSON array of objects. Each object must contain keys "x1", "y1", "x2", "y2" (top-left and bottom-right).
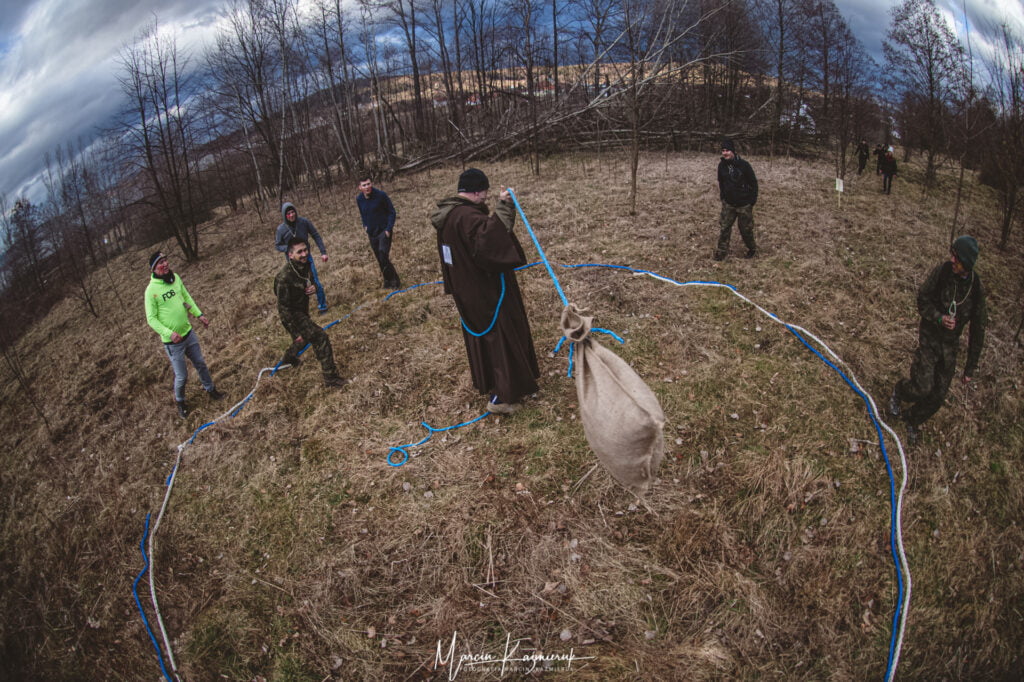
[{"x1": 275, "y1": 202, "x2": 329, "y2": 312}]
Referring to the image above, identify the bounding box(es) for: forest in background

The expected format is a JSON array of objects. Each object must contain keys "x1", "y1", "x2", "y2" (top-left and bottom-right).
[{"x1": 1, "y1": 0, "x2": 1022, "y2": 354}]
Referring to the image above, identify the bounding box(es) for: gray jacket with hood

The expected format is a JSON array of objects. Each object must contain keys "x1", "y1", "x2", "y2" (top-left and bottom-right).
[{"x1": 275, "y1": 202, "x2": 326, "y2": 254}]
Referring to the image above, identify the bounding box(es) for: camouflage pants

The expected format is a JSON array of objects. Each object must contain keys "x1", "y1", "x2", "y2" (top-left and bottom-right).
[
  {"x1": 894, "y1": 328, "x2": 957, "y2": 427},
  {"x1": 717, "y1": 202, "x2": 756, "y2": 256},
  {"x1": 281, "y1": 313, "x2": 340, "y2": 381}
]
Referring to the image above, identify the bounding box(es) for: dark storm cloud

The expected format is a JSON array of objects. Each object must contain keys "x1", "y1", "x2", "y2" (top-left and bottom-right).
[{"x1": 0, "y1": 0, "x2": 224, "y2": 203}]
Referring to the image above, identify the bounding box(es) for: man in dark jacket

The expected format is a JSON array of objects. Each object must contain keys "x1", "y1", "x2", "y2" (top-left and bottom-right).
[
  {"x1": 356, "y1": 175, "x2": 402, "y2": 288},
  {"x1": 856, "y1": 140, "x2": 870, "y2": 175},
  {"x1": 873, "y1": 144, "x2": 885, "y2": 174},
  {"x1": 889, "y1": 236, "x2": 986, "y2": 445},
  {"x1": 714, "y1": 138, "x2": 759, "y2": 260},
  {"x1": 430, "y1": 168, "x2": 540, "y2": 414},
  {"x1": 880, "y1": 148, "x2": 898, "y2": 194},
  {"x1": 274, "y1": 237, "x2": 345, "y2": 388},
  {"x1": 275, "y1": 202, "x2": 329, "y2": 312}
]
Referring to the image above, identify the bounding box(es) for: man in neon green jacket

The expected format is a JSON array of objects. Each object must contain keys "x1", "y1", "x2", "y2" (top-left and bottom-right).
[{"x1": 145, "y1": 251, "x2": 224, "y2": 418}]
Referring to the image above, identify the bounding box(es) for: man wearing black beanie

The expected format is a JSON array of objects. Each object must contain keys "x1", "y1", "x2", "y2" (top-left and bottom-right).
[
  {"x1": 429, "y1": 168, "x2": 540, "y2": 414},
  {"x1": 144, "y1": 251, "x2": 225, "y2": 418},
  {"x1": 714, "y1": 138, "x2": 759, "y2": 260},
  {"x1": 889, "y1": 236, "x2": 987, "y2": 445}
]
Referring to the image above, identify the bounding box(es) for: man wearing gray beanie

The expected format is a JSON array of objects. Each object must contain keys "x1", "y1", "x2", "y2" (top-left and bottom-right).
[{"x1": 889, "y1": 236, "x2": 987, "y2": 445}]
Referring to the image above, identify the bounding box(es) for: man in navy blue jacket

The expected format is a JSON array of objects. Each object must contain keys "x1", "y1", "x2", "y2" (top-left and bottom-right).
[
  {"x1": 356, "y1": 175, "x2": 402, "y2": 288},
  {"x1": 714, "y1": 138, "x2": 758, "y2": 261}
]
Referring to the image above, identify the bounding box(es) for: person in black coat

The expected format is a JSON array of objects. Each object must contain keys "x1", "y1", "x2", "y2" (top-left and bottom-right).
[
  {"x1": 714, "y1": 138, "x2": 758, "y2": 260},
  {"x1": 856, "y1": 140, "x2": 870, "y2": 175},
  {"x1": 880, "y1": 147, "x2": 898, "y2": 194}
]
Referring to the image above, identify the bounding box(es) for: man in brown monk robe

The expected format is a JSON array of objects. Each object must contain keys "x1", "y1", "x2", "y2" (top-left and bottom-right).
[{"x1": 430, "y1": 168, "x2": 540, "y2": 414}]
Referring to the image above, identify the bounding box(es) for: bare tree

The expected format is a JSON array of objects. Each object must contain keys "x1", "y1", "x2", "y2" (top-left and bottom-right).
[
  {"x1": 884, "y1": 0, "x2": 965, "y2": 186},
  {"x1": 980, "y1": 23, "x2": 1024, "y2": 250},
  {"x1": 116, "y1": 20, "x2": 207, "y2": 261}
]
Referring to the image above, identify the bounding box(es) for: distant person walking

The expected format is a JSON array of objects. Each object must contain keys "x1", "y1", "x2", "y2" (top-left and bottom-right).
[
  {"x1": 355, "y1": 174, "x2": 402, "y2": 289},
  {"x1": 274, "y1": 238, "x2": 346, "y2": 389},
  {"x1": 889, "y1": 236, "x2": 987, "y2": 445},
  {"x1": 880, "y1": 147, "x2": 898, "y2": 194},
  {"x1": 714, "y1": 138, "x2": 758, "y2": 261},
  {"x1": 430, "y1": 168, "x2": 540, "y2": 414},
  {"x1": 873, "y1": 144, "x2": 885, "y2": 175},
  {"x1": 275, "y1": 202, "x2": 329, "y2": 313},
  {"x1": 856, "y1": 140, "x2": 870, "y2": 175},
  {"x1": 144, "y1": 251, "x2": 224, "y2": 418}
]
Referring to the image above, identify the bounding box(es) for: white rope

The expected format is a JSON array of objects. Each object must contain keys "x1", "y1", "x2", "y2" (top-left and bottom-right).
[
  {"x1": 139, "y1": 272, "x2": 912, "y2": 680},
  {"x1": 639, "y1": 273, "x2": 912, "y2": 680},
  {"x1": 146, "y1": 365, "x2": 285, "y2": 677}
]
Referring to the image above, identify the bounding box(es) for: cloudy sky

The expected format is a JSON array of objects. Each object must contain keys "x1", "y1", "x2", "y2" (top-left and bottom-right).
[{"x1": 1, "y1": 0, "x2": 1023, "y2": 207}]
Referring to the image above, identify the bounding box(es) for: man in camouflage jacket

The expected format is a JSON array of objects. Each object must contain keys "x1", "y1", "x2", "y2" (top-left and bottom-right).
[
  {"x1": 890, "y1": 236, "x2": 987, "y2": 444},
  {"x1": 274, "y1": 237, "x2": 345, "y2": 388}
]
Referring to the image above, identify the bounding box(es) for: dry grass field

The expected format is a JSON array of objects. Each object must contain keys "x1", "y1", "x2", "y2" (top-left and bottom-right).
[{"x1": 1, "y1": 150, "x2": 1022, "y2": 681}]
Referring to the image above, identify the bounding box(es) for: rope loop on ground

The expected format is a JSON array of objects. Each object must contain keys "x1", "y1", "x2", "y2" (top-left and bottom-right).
[{"x1": 134, "y1": 257, "x2": 910, "y2": 682}]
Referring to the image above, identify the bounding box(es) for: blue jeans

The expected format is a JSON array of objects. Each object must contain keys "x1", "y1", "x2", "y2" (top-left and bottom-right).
[
  {"x1": 164, "y1": 331, "x2": 215, "y2": 402},
  {"x1": 308, "y1": 257, "x2": 327, "y2": 310}
]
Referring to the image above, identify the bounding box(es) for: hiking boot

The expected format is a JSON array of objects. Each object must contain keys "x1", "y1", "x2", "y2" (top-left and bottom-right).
[
  {"x1": 324, "y1": 375, "x2": 348, "y2": 389},
  {"x1": 279, "y1": 354, "x2": 301, "y2": 368},
  {"x1": 713, "y1": 251, "x2": 726, "y2": 261},
  {"x1": 745, "y1": 249, "x2": 757, "y2": 259},
  {"x1": 208, "y1": 388, "x2": 225, "y2": 401},
  {"x1": 888, "y1": 388, "x2": 901, "y2": 417},
  {"x1": 906, "y1": 423, "x2": 919, "y2": 446},
  {"x1": 176, "y1": 401, "x2": 189, "y2": 419}
]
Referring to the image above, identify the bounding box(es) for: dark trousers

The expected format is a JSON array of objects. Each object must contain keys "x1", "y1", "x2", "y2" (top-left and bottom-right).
[
  {"x1": 716, "y1": 202, "x2": 756, "y2": 256},
  {"x1": 369, "y1": 232, "x2": 401, "y2": 287},
  {"x1": 282, "y1": 315, "x2": 340, "y2": 381},
  {"x1": 895, "y1": 329, "x2": 957, "y2": 427},
  {"x1": 857, "y1": 156, "x2": 868, "y2": 175},
  {"x1": 883, "y1": 173, "x2": 894, "y2": 194}
]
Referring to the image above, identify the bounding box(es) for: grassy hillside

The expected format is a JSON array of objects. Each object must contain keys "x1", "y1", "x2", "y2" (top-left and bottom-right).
[{"x1": 1, "y1": 151, "x2": 1022, "y2": 680}]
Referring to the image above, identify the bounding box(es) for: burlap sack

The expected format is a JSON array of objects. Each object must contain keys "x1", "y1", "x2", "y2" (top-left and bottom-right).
[{"x1": 560, "y1": 304, "x2": 665, "y2": 495}]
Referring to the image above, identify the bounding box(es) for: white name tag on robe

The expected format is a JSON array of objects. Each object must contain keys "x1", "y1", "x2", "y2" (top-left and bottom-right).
[{"x1": 442, "y1": 244, "x2": 453, "y2": 265}]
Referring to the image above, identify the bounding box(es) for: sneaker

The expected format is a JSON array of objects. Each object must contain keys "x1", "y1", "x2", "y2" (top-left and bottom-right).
[
  {"x1": 906, "y1": 423, "x2": 919, "y2": 446},
  {"x1": 324, "y1": 376, "x2": 348, "y2": 389},
  {"x1": 319, "y1": 306, "x2": 329, "y2": 314},
  {"x1": 745, "y1": 249, "x2": 757, "y2": 259},
  {"x1": 176, "y1": 401, "x2": 189, "y2": 419},
  {"x1": 713, "y1": 251, "x2": 726, "y2": 261},
  {"x1": 208, "y1": 389, "x2": 225, "y2": 401},
  {"x1": 486, "y1": 396, "x2": 520, "y2": 415},
  {"x1": 888, "y1": 388, "x2": 901, "y2": 417}
]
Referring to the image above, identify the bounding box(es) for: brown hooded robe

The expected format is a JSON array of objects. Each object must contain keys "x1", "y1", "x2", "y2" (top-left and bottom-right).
[{"x1": 431, "y1": 196, "x2": 540, "y2": 404}]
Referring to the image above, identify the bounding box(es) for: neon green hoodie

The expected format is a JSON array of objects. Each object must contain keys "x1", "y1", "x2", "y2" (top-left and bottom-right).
[{"x1": 145, "y1": 273, "x2": 203, "y2": 343}]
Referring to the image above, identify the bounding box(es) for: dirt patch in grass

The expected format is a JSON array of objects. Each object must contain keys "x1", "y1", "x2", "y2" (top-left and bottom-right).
[{"x1": 2, "y1": 151, "x2": 1022, "y2": 679}]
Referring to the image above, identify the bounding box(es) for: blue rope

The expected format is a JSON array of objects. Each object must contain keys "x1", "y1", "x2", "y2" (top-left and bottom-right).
[
  {"x1": 139, "y1": 260, "x2": 906, "y2": 681},
  {"x1": 132, "y1": 514, "x2": 174, "y2": 682},
  {"x1": 784, "y1": 324, "x2": 904, "y2": 679},
  {"x1": 515, "y1": 259, "x2": 908, "y2": 674},
  {"x1": 551, "y1": 328, "x2": 624, "y2": 377},
  {"x1": 508, "y1": 190, "x2": 569, "y2": 307},
  {"x1": 386, "y1": 280, "x2": 443, "y2": 300},
  {"x1": 591, "y1": 327, "x2": 625, "y2": 344},
  {"x1": 387, "y1": 412, "x2": 492, "y2": 466},
  {"x1": 461, "y1": 273, "x2": 506, "y2": 337}
]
